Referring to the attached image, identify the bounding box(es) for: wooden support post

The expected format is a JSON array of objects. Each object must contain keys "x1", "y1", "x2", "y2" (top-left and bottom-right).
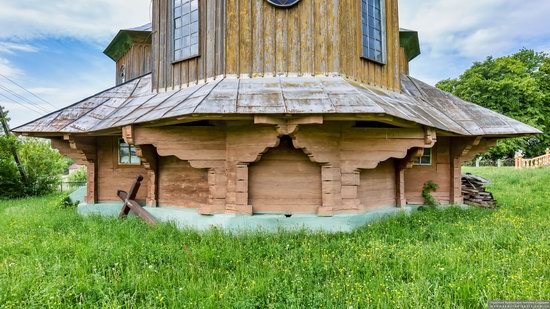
[
  {"x1": 449, "y1": 154, "x2": 462, "y2": 205},
  {"x1": 235, "y1": 163, "x2": 251, "y2": 214},
  {"x1": 395, "y1": 147, "x2": 425, "y2": 207},
  {"x1": 134, "y1": 145, "x2": 158, "y2": 207},
  {"x1": 225, "y1": 162, "x2": 252, "y2": 214},
  {"x1": 395, "y1": 168, "x2": 406, "y2": 207},
  {"x1": 319, "y1": 165, "x2": 341, "y2": 216},
  {"x1": 340, "y1": 168, "x2": 360, "y2": 212},
  {"x1": 67, "y1": 135, "x2": 97, "y2": 204}
]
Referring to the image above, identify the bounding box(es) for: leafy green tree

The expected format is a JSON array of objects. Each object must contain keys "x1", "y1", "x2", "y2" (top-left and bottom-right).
[
  {"x1": 0, "y1": 134, "x2": 24, "y2": 198},
  {"x1": 0, "y1": 107, "x2": 67, "y2": 198},
  {"x1": 18, "y1": 138, "x2": 67, "y2": 196},
  {"x1": 68, "y1": 167, "x2": 87, "y2": 183},
  {"x1": 437, "y1": 49, "x2": 549, "y2": 159}
]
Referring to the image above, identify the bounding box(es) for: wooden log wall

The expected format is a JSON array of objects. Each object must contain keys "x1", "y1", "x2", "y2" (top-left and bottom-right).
[
  {"x1": 359, "y1": 159, "x2": 396, "y2": 210},
  {"x1": 404, "y1": 137, "x2": 451, "y2": 204},
  {"x1": 116, "y1": 44, "x2": 153, "y2": 85},
  {"x1": 96, "y1": 137, "x2": 149, "y2": 203},
  {"x1": 127, "y1": 122, "x2": 433, "y2": 215},
  {"x1": 152, "y1": 0, "x2": 402, "y2": 91}
]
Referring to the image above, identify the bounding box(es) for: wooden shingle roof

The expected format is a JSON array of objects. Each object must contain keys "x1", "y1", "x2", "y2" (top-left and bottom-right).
[{"x1": 13, "y1": 74, "x2": 541, "y2": 137}]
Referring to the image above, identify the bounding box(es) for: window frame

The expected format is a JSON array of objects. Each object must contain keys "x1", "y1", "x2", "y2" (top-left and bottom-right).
[
  {"x1": 414, "y1": 148, "x2": 433, "y2": 166},
  {"x1": 117, "y1": 138, "x2": 142, "y2": 166},
  {"x1": 171, "y1": 0, "x2": 201, "y2": 64},
  {"x1": 360, "y1": 0, "x2": 387, "y2": 65}
]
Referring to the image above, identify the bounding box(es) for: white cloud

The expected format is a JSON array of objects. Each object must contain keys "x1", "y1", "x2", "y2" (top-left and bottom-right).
[
  {"x1": 0, "y1": 42, "x2": 39, "y2": 54},
  {"x1": 400, "y1": 0, "x2": 550, "y2": 58},
  {"x1": 399, "y1": 0, "x2": 550, "y2": 83},
  {"x1": 0, "y1": 0, "x2": 152, "y2": 41},
  {"x1": 0, "y1": 58, "x2": 22, "y2": 77}
]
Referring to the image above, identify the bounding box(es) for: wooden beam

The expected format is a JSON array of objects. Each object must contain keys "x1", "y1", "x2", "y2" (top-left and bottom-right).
[
  {"x1": 135, "y1": 145, "x2": 158, "y2": 207},
  {"x1": 66, "y1": 135, "x2": 97, "y2": 204},
  {"x1": 395, "y1": 147, "x2": 424, "y2": 207}
]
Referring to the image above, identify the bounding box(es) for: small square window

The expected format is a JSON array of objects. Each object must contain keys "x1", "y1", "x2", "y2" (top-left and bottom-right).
[
  {"x1": 118, "y1": 139, "x2": 141, "y2": 166},
  {"x1": 414, "y1": 148, "x2": 432, "y2": 166}
]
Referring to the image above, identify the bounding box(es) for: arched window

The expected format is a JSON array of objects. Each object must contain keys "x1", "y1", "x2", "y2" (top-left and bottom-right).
[
  {"x1": 361, "y1": 0, "x2": 386, "y2": 64},
  {"x1": 173, "y1": 0, "x2": 200, "y2": 61}
]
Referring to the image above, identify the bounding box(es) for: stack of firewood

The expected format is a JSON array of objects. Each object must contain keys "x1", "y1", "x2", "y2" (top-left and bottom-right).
[{"x1": 462, "y1": 173, "x2": 496, "y2": 208}]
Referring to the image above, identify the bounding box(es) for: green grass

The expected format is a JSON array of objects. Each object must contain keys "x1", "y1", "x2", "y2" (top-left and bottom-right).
[{"x1": 1, "y1": 167, "x2": 549, "y2": 308}]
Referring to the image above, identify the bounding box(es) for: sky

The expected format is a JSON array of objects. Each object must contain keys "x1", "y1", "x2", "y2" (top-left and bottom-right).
[{"x1": 1, "y1": 0, "x2": 549, "y2": 128}]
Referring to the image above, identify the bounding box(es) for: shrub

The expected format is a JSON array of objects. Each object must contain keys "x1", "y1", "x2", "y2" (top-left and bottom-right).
[
  {"x1": 68, "y1": 167, "x2": 87, "y2": 183},
  {"x1": 0, "y1": 136, "x2": 67, "y2": 199},
  {"x1": 422, "y1": 180, "x2": 439, "y2": 208}
]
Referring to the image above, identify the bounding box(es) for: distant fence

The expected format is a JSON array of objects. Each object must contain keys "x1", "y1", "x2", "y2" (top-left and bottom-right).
[
  {"x1": 462, "y1": 158, "x2": 515, "y2": 168},
  {"x1": 58, "y1": 181, "x2": 86, "y2": 193},
  {"x1": 515, "y1": 149, "x2": 550, "y2": 169}
]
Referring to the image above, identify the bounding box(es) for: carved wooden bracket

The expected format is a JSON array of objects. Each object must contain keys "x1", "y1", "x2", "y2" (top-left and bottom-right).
[
  {"x1": 424, "y1": 127, "x2": 437, "y2": 146},
  {"x1": 122, "y1": 125, "x2": 135, "y2": 145},
  {"x1": 398, "y1": 147, "x2": 425, "y2": 170},
  {"x1": 134, "y1": 145, "x2": 158, "y2": 207},
  {"x1": 254, "y1": 115, "x2": 323, "y2": 136}
]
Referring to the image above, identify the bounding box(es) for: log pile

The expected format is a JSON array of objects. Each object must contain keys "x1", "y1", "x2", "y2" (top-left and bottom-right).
[{"x1": 462, "y1": 173, "x2": 496, "y2": 208}]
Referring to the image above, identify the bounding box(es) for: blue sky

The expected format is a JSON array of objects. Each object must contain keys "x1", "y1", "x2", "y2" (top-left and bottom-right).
[{"x1": 1, "y1": 0, "x2": 549, "y2": 127}]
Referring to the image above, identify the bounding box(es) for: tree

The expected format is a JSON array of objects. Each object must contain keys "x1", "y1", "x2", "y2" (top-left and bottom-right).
[
  {"x1": 0, "y1": 107, "x2": 67, "y2": 198},
  {"x1": 436, "y1": 49, "x2": 549, "y2": 159}
]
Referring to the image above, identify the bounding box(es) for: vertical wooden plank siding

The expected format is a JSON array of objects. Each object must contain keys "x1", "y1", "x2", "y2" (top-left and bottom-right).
[
  {"x1": 152, "y1": 0, "x2": 401, "y2": 91},
  {"x1": 252, "y1": 0, "x2": 264, "y2": 75},
  {"x1": 263, "y1": 3, "x2": 275, "y2": 74},
  {"x1": 116, "y1": 44, "x2": 153, "y2": 85},
  {"x1": 153, "y1": 0, "x2": 226, "y2": 90},
  {"x1": 152, "y1": 0, "x2": 160, "y2": 90}
]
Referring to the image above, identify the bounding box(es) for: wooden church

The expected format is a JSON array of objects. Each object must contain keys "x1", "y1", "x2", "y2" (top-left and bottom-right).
[{"x1": 14, "y1": 0, "x2": 539, "y2": 227}]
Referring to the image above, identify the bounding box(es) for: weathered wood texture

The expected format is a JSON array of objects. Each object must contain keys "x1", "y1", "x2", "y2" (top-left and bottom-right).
[
  {"x1": 152, "y1": 0, "x2": 401, "y2": 91},
  {"x1": 128, "y1": 122, "x2": 433, "y2": 214},
  {"x1": 404, "y1": 137, "x2": 451, "y2": 204},
  {"x1": 158, "y1": 156, "x2": 209, "y2": 208},
  {"x1": 96, "y1": 137, "x2": 149, "y2": 203},
  {"x1": 249, "y1": 136, "x2": 322, "y2": 214},
  {"x1": 359, "y1": 159, "x2": 396, "y2": 209},
  {"x1": 152, "y1": 0, "x2": 225, "y2": 91},
  {"x1": 116, "y1": 44, "x2": 152, "y2": 85}
]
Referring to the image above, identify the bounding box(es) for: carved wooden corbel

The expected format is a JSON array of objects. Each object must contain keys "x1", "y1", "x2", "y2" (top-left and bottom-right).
[
  {"x1": 134, "y1": 144, "x2": 158, "y2": 207},
  {"x1": 65, "y1": 135, "x2": 97, "y2": 204},
  {"x1": 122, "y1": 125, "x2": 135, "y2": 145}
]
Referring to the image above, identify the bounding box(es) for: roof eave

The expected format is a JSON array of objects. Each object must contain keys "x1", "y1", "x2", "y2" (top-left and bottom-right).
[
  {"x1": 103, "y1": 30, "x2": 152, "y2": 62},
  {"x1": 399, "y1": 29, "x2": 421, "y2": 61}
]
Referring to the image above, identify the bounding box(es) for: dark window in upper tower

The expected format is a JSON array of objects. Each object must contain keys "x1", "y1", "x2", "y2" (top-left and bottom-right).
[
  {"x1": 173, "y1": 0, "x2": 199, "y2": 62},
  {"x1": 361, "y1": 0, "x2": 386, "y2": 64}
]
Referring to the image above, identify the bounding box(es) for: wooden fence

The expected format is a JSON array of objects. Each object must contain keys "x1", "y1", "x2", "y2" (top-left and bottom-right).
[{"x1": 515, "y1": 149, "x2": 550, "y2": 169}]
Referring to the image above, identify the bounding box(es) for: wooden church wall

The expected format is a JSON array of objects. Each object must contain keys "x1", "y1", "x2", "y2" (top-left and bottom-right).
[
  {"x1": 152, "y1": 0, "x2": 401, "y2": 91},
  {"x1": 404, "y1": 137, "x2": 451, "y2": 204},
  {"x1": 157, "y1": 156, "x2": 209, "y2": 207},
  {"x1": 116, "y1": 44, "x2": 153, "y2": 85},
  {"x1": 358, "y1": 159, "x2": 396, "y2": 210},
  {"x1": 225, "y1": 0, "x2": 400, "y2": 90},
  {"x1": 152, "y1": 0, "x2": 226, "y2": 91},
  {"x1": 96, "y1": 137, "x2": 149, "y2": 203},
  {"x1": 248, "y1": 136, "x2": 322, "y2": 214}
]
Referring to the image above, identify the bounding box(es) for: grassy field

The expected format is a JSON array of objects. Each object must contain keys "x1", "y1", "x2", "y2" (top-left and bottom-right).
[{"x1": 0, "y1": 167, "x2": 548, "y2": 308}]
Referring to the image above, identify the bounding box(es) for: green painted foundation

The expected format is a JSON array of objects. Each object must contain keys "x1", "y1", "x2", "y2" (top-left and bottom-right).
[
  {"x1": 71, "y1": 187, "x2": 431, "y2": 233},
  {"x1": 77, "y1": 203, "x2": 422, "y2": 233}
]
